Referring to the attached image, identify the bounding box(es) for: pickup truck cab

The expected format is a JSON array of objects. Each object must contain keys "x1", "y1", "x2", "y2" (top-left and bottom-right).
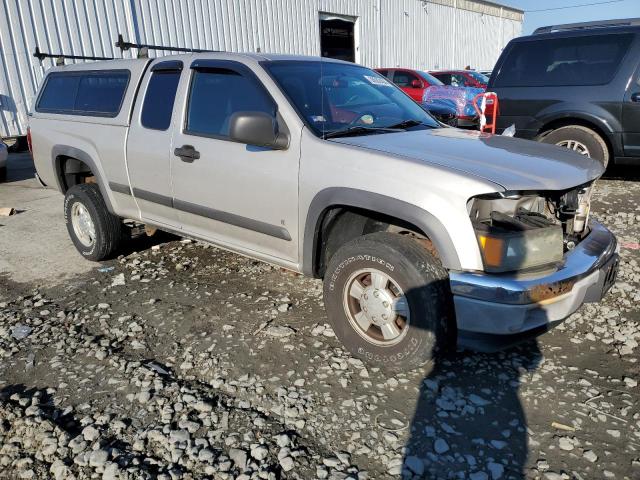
[{"x1": 30, "y1": 52, "x2": 619, "y2": 370}]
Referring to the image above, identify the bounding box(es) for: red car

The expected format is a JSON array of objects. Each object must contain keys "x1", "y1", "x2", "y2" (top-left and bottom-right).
[
  {"x1": 376, "y1": 68, "x2": 482, "y2": 128},
  {"x1": 428, "y1": 70, "x2": 489, "y2": 89},
  {"x1": 375, "y1": 68, "x2": 443, "y2": 102}
]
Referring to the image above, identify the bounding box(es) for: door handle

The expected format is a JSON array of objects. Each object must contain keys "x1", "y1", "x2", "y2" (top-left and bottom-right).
[
  {"x1": 632, "y1": 92, "x2": 640, "y2": 103},
  {"x1": 174, "y1": 145, "x2": 200, "y2": 162}
]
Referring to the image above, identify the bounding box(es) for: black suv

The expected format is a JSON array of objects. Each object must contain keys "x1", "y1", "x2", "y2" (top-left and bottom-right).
[{"x1": 488, "y1": 18, "x2": 640, "y2": 167}]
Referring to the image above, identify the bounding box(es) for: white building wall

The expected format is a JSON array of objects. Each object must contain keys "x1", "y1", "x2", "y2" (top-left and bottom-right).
[{"x1": 0, "y1": 0, "x2": 522, "y2": 137}]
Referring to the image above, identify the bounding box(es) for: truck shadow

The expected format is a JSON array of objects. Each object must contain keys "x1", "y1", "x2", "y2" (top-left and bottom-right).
[{"x1": 400, "y1": 277, "x2": 544, "y2": 479}]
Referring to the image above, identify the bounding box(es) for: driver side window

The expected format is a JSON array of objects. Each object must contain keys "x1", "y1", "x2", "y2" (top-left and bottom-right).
[{"x1": 185, "y1": 69, "x2": 275, "y2": 139}]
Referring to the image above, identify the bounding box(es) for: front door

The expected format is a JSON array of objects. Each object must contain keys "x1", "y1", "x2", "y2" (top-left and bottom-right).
[
  {"x1": 623, "y1": 64, "x2": 640, "y2": 158},
  {"x1": 170, "y1": 60, "x2": 299, "y2": 264}
]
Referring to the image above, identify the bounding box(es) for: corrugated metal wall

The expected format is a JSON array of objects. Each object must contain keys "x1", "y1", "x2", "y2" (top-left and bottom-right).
[{"x1": 0, "y1": 0, "x2": 521, "y2": 137}]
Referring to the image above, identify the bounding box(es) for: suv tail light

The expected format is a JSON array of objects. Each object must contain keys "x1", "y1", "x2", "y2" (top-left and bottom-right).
[{"x1": 27, "y1": 127, "x2": 33, "y2": 154}]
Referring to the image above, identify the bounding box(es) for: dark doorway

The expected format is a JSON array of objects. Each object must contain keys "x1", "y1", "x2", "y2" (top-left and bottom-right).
[{"x1": 320, "y1": 17, "x2": 356, "y2": 62}]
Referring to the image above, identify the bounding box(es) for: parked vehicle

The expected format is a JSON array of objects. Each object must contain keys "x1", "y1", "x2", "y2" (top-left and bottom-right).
[
  {"x1": 0, "y1": 140, "x2": 8, "y2": 181},
  {"x1": 376, "y1": 68, "x2": 480, "y2": 127},
  {"x1": 420, "y1": 102, "x2": 459, "y2": 127},
  {"x1": 30, "y1": 53, "x2": 618, "y2": 370},
  {"x1": 429, "y1": 70, "x2": 489, "y2": 89},
  {"x1": 375, "y1": 68, "x2": 441, "y2": 102},
  {"x1": 489, "y1": 18, "x2": 640, "y2": 167},
  {"x1": 421, "y1": 85, "x2": 484, "y2": 128}
]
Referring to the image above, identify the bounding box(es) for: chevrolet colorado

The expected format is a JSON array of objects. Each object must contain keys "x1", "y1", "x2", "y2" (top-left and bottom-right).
[{"x1": 29, "y1": 53, "x2": 619, "y2": 369}]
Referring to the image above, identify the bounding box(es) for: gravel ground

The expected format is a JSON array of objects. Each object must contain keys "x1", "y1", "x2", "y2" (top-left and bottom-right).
[{"x1": 0, "y1": 159, "x2": 639, "y2": 480}]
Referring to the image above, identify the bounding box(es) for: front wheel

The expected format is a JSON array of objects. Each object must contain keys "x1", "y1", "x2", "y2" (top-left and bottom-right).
[
  {"x1": 64, "y1": 183, "x2": 123, "y2": 261},
  {"x1": 323, "y1": 232, "x2": 456, "y2": 371}
]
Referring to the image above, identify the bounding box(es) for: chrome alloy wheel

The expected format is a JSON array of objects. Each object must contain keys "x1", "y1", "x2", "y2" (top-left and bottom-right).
[
  {"x1": 342, "y1": 268, "x2": 410, "y2": 346},
  {"x1": 556, "y1": 139, "x2": 591, "y2": 156},
  {"x1": 71, "y1": 202, "x2": 96, "y2": 247}
]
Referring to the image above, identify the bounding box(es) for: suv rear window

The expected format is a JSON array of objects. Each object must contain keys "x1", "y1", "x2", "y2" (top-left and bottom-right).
[
  {"x1": 494, "y1": 33, "x2": 634, "y2": 87},
  {"x1": 36, "y1": 70, "x2": 129, "y2": 116}
]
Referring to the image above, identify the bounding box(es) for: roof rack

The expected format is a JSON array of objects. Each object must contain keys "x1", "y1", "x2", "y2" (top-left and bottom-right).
[
  {"x1": 33, "y1": 46, "x2": 113, "y2": 65},
  {"x1": 114, "y1": 34, "x2": 218, "y2": 58},
  {"x1": 534, "y1": 18, "x2": 640, "y2": 34}
]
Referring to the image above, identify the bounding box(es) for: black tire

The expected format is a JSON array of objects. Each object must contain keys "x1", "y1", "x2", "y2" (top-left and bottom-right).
[
  {"x1": 539, "y1": 125, "x2": 609, "y2": 168},
  {"x1": 323, "y1": 232, "x2": 456, "y2": 371},
  {"x1": 0, "y1": 166, "x2": 6, "y2": 183},
  {"x1": 64, "y1": 183, "x2": 123, "y2": 261}
]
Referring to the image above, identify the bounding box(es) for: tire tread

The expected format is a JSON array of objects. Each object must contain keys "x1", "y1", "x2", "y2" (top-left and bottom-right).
[
  {"x1": 323, "y1": 232, "x2": 455, "y2": 371},
  {"x1": 64, "y1": 183, "x2": 122, "y2": 261}
]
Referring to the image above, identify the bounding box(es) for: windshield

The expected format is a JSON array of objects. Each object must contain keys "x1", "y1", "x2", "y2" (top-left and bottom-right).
[
  {"x1": 467, "y1": 71, "x2": 489, "y2": 84},
  {"x1": 418, "y1": 71, "x2": 444, "y2": 86},
  {"x1": 265, "y1": 61, "x2": 440, "y2": 137}
]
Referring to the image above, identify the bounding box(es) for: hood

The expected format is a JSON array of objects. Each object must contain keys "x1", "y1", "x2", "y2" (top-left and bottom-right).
[{"x1": 330, "y1": 128, "x2": 604, "y2": 191}]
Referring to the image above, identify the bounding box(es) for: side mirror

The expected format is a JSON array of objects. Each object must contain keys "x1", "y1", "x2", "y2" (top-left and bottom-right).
[
  {"x1": 228, "y1": 111, "x2": 289, "y2": 150},
  {"x1": 410, "y1": 79, "x2": 422, "y2": 88}
]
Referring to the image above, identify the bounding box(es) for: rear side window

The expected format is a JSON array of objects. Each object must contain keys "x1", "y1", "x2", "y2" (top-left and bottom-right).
[
  {"x1": 185, "y1": 68, "x2": 275, "y2": 138},
  {"x1": 141, "y1": 70, "x2": 181, "y2": 130},
  {"x1": 494, "y1": 33, "x2": 634, "y2": 87},
  {"x1": 37, "y1": 71, "x2": 129, "y2": 116}
]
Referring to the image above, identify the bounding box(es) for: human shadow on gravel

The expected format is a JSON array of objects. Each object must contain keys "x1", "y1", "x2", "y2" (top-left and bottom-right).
[
  {"x1": 403, "y1": 341, "x2": 542, "y2": 479},
  {"x1": 0, "y1": 384, "x2": 169, "y2": 476},
  {"x1": 1, "y1": 384, "x2": 83, "y2": 436}
]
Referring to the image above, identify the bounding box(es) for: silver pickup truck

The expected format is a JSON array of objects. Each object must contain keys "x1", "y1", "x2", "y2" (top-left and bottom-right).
[{"x1": 29, "y1": 52, "x2": 619, "y2": 370}]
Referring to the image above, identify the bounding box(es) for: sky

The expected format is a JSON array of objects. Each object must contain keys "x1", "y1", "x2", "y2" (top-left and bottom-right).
[{"x1": 496, "y1": 0, "x2": 640, "y2": 34}]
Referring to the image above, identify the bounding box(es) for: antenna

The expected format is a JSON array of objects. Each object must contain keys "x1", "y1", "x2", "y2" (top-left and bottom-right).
[
  {"x1": 114, "y1": 34, "x2": 218, "y2": 58},
  {"x1": 33, "y1": 46, "x2": 113, "y2": 64}
]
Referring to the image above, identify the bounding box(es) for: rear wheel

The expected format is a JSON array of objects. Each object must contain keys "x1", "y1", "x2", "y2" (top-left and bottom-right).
[
  {"x1": 539, "y1": 125, "x2": 609, "y2": 168},
  {"x1": 0, "y1": 166, "x2": 6, "y2": 183},
  {"x1": 323, "y1": 232, "x2": 455, "y2": 371},
  {"x1": 64, "y1": 183, "x2": 123, "y2": 261}
]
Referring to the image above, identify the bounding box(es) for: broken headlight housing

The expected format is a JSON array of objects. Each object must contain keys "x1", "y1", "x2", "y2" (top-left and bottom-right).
[
  {"x1": 468, "y1": 186, "x2": 593, "y2": 273},
  {"x1": 473, "y1": 210, "x2": 563, "y2": 273}
]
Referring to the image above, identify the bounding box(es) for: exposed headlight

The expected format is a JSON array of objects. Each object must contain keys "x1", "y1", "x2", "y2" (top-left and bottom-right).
[
  {"x1": 469, "y1": 193, "x2": 564, "y2": 273},
  {"x1": 474, "y1": 222, "x2": 563, "y2": 273}
]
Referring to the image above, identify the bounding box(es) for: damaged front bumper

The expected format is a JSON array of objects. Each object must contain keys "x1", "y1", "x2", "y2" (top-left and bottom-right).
[{"x1": 449, "y1": 220, "x2": 619, "y2": 352}]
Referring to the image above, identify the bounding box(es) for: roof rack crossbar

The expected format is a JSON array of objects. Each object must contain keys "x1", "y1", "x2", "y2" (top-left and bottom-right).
[
  {"x1": 114, "y1": 34, "x2": 218, "y2": 56},
  {"x1": 534, "y1": 17, "x2": 640, "y2": 34},
  {"x1": 33, "y1": 46, "x2": 113, "y2": 63}
]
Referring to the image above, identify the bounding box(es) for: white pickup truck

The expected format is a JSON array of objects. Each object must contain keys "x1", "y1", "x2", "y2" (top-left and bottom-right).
[{"x1": 29, "y1": 52, "x2": 619, "y2": 370}]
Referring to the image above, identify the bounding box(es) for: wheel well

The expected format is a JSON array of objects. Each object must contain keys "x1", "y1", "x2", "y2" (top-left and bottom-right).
[
  {"x1": 312, "y1": 206, "x2": 438, "y2": 278},
  {"x1": 537, "y1": 118, "x2": 612, "y2": 158},
  {"x1": 56, "y1": 156, "x2": 96, "y2": 192}
]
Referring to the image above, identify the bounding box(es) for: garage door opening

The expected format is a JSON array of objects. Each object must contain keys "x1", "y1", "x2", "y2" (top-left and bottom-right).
[{"x1": 320, "y1": 14, "x2": 357, "y2": 63}]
